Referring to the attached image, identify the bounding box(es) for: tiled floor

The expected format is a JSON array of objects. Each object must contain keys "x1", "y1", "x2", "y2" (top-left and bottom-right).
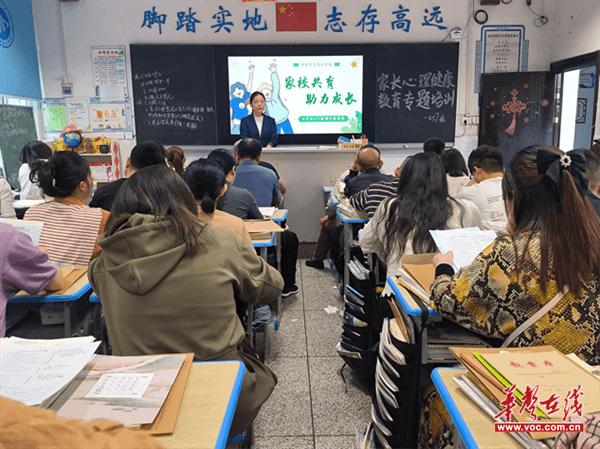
[{"x1": 252, "y1": 260, "x2": 371, "y2": 449}]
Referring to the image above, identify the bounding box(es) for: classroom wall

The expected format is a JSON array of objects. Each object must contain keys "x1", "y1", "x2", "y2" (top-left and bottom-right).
[
  {"x1": 29, "y1": 0, "x2": 590, "y2": 241},
  {"x1": 0, "y1": 0, "x2": 41, "y2": 98}
]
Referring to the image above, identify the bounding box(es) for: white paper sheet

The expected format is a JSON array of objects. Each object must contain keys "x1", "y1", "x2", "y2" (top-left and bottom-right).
[
  {"x1": 430, "y1": 227, "x2": 496, "y2": 270},
  {"x1": 0, "y1": 218, "x2": 44, "y2": 245},
  {"x1": 258, "y1": 207, "x2": 277, "y2": 218},
  {"x1": 0, "y1": 337, "x2": 100, "y2": 406},
  {"x1": 86, "y1": 373, "x2": 153, "y2": 399}
]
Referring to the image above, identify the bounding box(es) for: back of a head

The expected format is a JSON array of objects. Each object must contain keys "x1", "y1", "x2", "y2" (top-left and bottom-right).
[
  {"x1": 502, "y1": 145, "x2": 600, "y2": 292},
  {"x1": 129, "y1": 140, "x2": 166, "y2": 170},
  {"x1": 183, "y1": 159, "x2": 225, "y2": 214},
  {"x1": 591, "y1": 140, "x2": 600, "y2": 159},
  {"x1": 20, "y1": 141, "x2": 53, "y2": 166},
  {"x1": 382, "y1": 152, "x2": 452, "y2": 255},
  {"x1": 29, "y1": 151, "x2": 89, "y2": 198},
  {"x1": 357, "y1": 146, "x2": 382, "y2": 171},
  {"x1": 584, "y1": 149, "x2": 600, "y2": 192},
  {"x1": 423, "y1": 137, "x2": 445, "y2": 155},
  {"x1": 237, "y1": 138, "x2": 262, "y2": 160},
  {"x1": 441, "y1": 148, "x2": 469, "y2": 177},
  {"x1": 207, "y1": 148, "x2": 236, "y2": 176},
  {"x1": 109, "y1": 165, "x2": 200, "y2": 254},
  {"x1": 166, "y1": 146, "x2": 185, "y2": 176},
  {"x1": 469, "y1": 145, "x2": 503, "y2": 175}
]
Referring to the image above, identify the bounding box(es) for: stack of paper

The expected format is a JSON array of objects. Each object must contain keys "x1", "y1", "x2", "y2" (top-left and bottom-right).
[
  {"x1": 430, "y1": 227, "x2": 496, "y2": 270},
  {"x1": 450, "y1": 346, "x2": 600, "y2": 444},
  {"x1": 0, "y1": 336, "x2": 100, "y2": 407},
  {"x1": 258, "y1": 207, "x2": 277, "y2": 218}
]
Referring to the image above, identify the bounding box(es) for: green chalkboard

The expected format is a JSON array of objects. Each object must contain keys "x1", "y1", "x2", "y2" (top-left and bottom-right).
[{"x1": 0, "y1": 105, "x2": 37, "y2": 189}]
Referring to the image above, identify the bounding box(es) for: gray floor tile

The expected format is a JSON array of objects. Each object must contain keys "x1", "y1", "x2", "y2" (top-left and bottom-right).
[
  {"x1": 305, "y1": 311, "x2": 342, "y2": 357},
  {"x1": 253, "y1": 436, "x2": 314, "y2": 449},
  {"x1": 302, "y1": 275, "x2": 343, "y2": 312},
  {"x1": 314, "y1": 435, "x2": 357, "y2": 449},
  {"x1": 309, "y1": 357, "x2": 371, "y2": 436},
  {"x1": 270, "y1": 310, "x2": 307, "y2": 358},
  {"x1": 253, "y1": 357, "x2": 313, "y2": 437},
  {"x1": 302, "y1": 261, "x2": 339, "y2": 279},
  {"x1": 284, "y1": 289, "x2": 304, "y2": 311}
]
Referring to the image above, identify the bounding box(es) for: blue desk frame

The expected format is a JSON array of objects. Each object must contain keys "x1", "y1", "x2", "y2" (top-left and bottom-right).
[
  {"x1": 270, "y1": 209, "x2": 288, "y2": 223},
  {"x1": 431, "y1": 367, "x2": 479, "y2": 449},
  {"x1": 386, "y1": 276, "x2": 439, "y2": 318},
  {"x1": 11, "y1": 282, "x2": 92, "y2": 337}
]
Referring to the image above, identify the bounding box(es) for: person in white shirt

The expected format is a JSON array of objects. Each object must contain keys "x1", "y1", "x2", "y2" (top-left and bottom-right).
[
  {"x1": 440, "y1": 148, "x2": 470, "y2": 198},
  {"x1": 359, "y1": 152, "x2": 481, "y2": 278},
  {"x1": 0, "y1": 176, "x2": 15, "y2": 218},
  {"x1": 18, "y1": 141, "x2": 53, "y2": 200},
  {"x1": 460, "y1": 146, "x2": 507, "y2": 227}
]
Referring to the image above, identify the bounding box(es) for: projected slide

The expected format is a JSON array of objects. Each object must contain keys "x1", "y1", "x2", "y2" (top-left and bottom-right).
[{"x1": 228, "y1": 55, "x2": 363, "y2": 135}]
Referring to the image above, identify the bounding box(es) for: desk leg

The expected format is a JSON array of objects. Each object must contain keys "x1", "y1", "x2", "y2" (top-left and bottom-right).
[
  {"x1": 275, "y1": 234, "x2": 282, "y2": 332},
  {"x1": 343, "y1": 222, "x2": 352, "y2": 292},
  {"x1": 63, "y1": 303, "x2": 72, "y2": 338}
]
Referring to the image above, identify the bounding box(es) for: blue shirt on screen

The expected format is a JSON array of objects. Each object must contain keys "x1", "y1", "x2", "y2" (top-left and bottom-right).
[{"x1": 234, "y1": 160, "x2": 281, "y2": 207}]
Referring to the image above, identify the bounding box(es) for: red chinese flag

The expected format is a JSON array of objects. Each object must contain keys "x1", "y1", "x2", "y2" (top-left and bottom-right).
[{"x1": 276, "y1": 2, "x2": 317, "y2": 32}]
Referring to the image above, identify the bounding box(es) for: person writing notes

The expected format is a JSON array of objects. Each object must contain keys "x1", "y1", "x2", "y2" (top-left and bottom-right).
[{"x1": 239, "y1": 91, "x2": 278, "y2": 148}]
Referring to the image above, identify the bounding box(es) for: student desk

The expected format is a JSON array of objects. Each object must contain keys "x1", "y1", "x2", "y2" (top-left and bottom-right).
[
  {"x1": 270, "y1": 209, "x2": 288, "y2": 223},
  {"x1": 155, "y1": 361, "x2": 246, "y2": 449},
  {"x1": 336, "y1": 209, "x2": 368, "y2": 292},
  {"x1": 386, "y1": 275, "x2": 441, "y2": 365},
  {"x1": 431, "y1": 367, "x2": 522, "y2": 449},
  {"x1": 10, "y1": 273, "x2": 92, "y2": 337}
]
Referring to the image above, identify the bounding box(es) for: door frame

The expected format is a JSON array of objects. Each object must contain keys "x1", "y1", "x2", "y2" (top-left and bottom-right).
[{"x1": 550, "y1": 51, "x2": 600, "y2": 148}]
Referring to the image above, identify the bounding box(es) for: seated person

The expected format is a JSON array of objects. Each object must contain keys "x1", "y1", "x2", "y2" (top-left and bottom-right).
[
  {"x1": 440, "y1": 148, "x2": 470, "y2": 198},
  {"x1": 25, "y1": 151, "x2": 108, "y2": 266},
  {"x1": 305, "y1": 147, "x2": 392, "y2": 270},
  {"x1": 349, "y1": 178, "x2": 399, "y2": 219},
  {"x1": 343, "y1": 145, "x2": 392, "y2": 197},
  {"x1": 259, "y1": 160, "x2": 287, "y2": 195},
  {"x1": 234, "y1": 138, "x2": 281, "y2": 207},
  {"x1": 166, "y1": 145, "x2": 186, "y2": 177},
  {"x1": 18, "y1": 141, "x2": 53, "y2": 200},
  {"x1": 0, "y1": 176, "x2": 15, "y2": 218},
  {"x1": 207, "y1": 148, "x2": 262, "y2": 219},
  {"x1": 88, "y1": 165, "x2": 283, "y2": 435},
  {"x1": 583, "y1": 149, "x2": 600, "y2": 216},
  {"x1": 422, "y1": 137, "x2": 445, "y2": 155},
  {"x1": 431, "y1": 145, "x2": 600, "y2": 363},
  {"x1": 1, "y1": 223, "x2": 65, "y2": 337},
  {"x1": 459, "y1": 146, "x2": 507, "y2": 227},
  {"x1": 359, "y1": 152, "x2": 481, "y2": 278},
  {"x1": 233, "y1": 139, "x2": 299, "y2": 297},
  {"x1": 90, "y1": 140, "x2": 166, "y2": 211},
  {"x1": 184, "y1": 158, "x2": 252, "y2": 247}
]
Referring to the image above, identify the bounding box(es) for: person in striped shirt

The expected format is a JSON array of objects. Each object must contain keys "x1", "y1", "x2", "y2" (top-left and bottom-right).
[
  {"x1": 24, "y1": 151, "x2": 109, "y2": 266},
  {"x1": 349, "y1": 178, "x2": 398, "y2": 219}
]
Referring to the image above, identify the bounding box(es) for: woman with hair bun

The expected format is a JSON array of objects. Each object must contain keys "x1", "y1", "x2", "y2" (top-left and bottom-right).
[
  {"x1": 183, "y1": 158, "x2": 252, "y2": 247},
  {"x1": 24, "y1": 151, "x2": 108, "y2": 266}
]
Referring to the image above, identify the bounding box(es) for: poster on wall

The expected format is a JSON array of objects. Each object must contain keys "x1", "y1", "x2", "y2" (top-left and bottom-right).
[
  {"x1": 576, "y1": 98, "x2": 587, "y2": 124},
  {"x1": 474, "y1": 25, "x2": 528, "y2": 93},
  {"x1": 66, "y1": 98, "x2": 91, "y2": 131},
  {"x1": 90, "y1": 99, "x2": 130, "y2": 131},
  {"x1": 42, "y1": 98, "x2": 67, "y2": 134},
  {"x1": 91, "y1": 45, "x2": 128, "y2": 100}
]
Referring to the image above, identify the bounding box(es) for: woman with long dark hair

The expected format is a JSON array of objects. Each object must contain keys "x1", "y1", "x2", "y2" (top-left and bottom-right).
[
  {"x1": 431, "y1": 145, "x2": 600, "y2": 361},
  {"x1": 440, "y1": 148, "x2": 469, "y2": 197},
  {"x1": 89, "y1": 165, "x2": 283, "y2": 435},
  {"x1": 18, "y1": 141, "x2": 53, "y2": 199},
  {"x1": 184, "y1": 158, "x2": 252, "y2": 246},
  {"x1": 359, "y1": 152, "x2": 481, "y2": 277},
  {"x1": 24, "y1": 151, "x2": 108, "y2": 266},
  {"x1": 166, "y1": 146, "x2": 186, "y2": 177}
]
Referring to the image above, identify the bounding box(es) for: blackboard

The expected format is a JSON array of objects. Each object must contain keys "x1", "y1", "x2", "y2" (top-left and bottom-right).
[
  {"x1": 130, "y1": 45, "x2": 217, "y2": 145},
  {"x1": 479, "y1": 72, "x2": 554, "y2": 163},
  {"x1": 375, "y1": 43, "x2": 459, "y2": 143},
  {"x1": 0, "y1": 105, "x2": 37, "y2": 189}
]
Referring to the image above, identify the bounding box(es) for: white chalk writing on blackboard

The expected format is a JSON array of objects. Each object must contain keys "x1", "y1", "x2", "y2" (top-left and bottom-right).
[
  {"x1": 376, "y1": 70, "x2": 456, "y2": 112},
  {"x1": 134, "y1": 71, "x2": 214, "y2": 129}
]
